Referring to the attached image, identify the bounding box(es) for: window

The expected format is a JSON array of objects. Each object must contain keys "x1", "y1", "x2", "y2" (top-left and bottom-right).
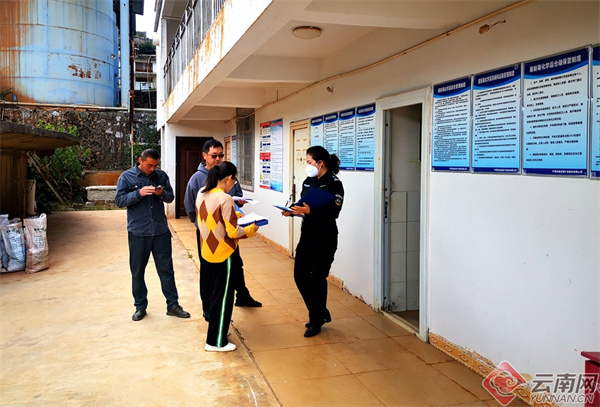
[
  {"x1": 235, "y1": 108, "x2": 254, "y2": 189},
  {"x1": 224, "y1": 136, "x2": 231, "y2": 162}
]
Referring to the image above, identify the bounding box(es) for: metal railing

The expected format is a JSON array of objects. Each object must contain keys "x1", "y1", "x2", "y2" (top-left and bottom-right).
[{"x1": 163, "y1": 0, "x2": 226, "y2": 100}]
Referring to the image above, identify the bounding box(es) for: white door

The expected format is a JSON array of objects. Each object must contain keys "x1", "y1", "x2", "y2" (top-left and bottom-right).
[{"x1": 290, "y1": 120, "x2": 310, "y2": 257}]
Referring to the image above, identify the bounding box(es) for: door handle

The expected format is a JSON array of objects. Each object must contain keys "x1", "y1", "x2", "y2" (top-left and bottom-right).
[{"x1": 384, "y1": 199, "x2": 389, "y2": 222}]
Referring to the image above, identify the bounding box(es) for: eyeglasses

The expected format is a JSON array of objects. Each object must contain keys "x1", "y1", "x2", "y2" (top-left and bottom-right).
[{"x1": 208, "y1": 153, "x2": 225, "y2": 159}]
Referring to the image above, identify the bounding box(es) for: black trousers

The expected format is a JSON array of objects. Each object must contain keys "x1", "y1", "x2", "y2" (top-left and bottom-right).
[
  {"x1": 128, "y1": 231, "x2": 179, "y2": 310},
  {"x1": 196, "y1": 229, "x2": 250, "y2": 314},
  {"x1": 294, "y1": 223, "x2": 338, "y2": 325},
  {"x1": 205, "y1": 256, "x2": 234, "y2": 347}
]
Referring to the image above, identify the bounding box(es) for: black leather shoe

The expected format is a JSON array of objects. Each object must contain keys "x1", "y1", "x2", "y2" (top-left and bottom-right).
[
  {"x1": 235, "y1": 298, "x2": 262, "y2": 307},
  {"x1": 305, "y1": 310, "x2": 332, "y2": 327},
  {"x1": 304, "y1": 324, "x2": 321, "y2": 338},
  {"x1": 132, "y1": 308, "x2": 146, "y2": 321},
  {"x1": 166, "y1": 304, "x2": 190, "y2": 318},
  {"x1": 203, "y1": 312, "x2": 210, "y2": 322}
]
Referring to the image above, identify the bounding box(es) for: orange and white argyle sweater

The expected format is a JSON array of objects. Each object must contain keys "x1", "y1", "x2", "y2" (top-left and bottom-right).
[{"x1": 195, "y1": 188, "x2": 256, "y2": 263}]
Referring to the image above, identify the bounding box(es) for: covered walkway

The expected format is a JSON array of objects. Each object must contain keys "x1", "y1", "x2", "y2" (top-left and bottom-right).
[{"x1": 0, "y1": 210, "x2": 523, "y2": 406}]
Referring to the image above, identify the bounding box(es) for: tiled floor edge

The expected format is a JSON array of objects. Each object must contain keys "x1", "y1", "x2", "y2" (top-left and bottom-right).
[
  {"x1": 169, "y1": 222, "x2": 200, "y2": 271},
  {"x1": 428, "y1": 332, "x2": 558, "y2": 407},
  {"x1": 382, "y1": 311, "x2": 419, "y2": 334},
  {"x1": 327, "y1": 274, "x2": 343, "y2": 289},
  {"x1": 256, "y1": 233, "x2": 290, "y2": 256},
  {"x1": 231, "y1": 326, "x2": 284, "y2": 407}
]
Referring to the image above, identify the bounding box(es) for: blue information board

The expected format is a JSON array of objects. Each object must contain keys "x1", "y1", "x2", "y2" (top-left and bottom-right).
[
  {"x1": 522, "y1": 48, "x2": 589, "y2": 176},
  {"x1": 432, "y1": 77, "x2": 472, "y2": 171},
  {"x1": 323, "y1": 112, "x2": 339, "y2": 155},
  {"x1": 310, "y1": 116, "x2": 323, "y2": 147},
  {"x1": 338, "y1": 108, "x2": 356, "y2": 170},
  {"x1": 591, "y1": 46, "x2": 600, "y2": 178},
  {"x1": 472, "y1": 65, "x2": 521, "y2": 173},
  {"x1": 355, "y1": 103, "x2": 376, "y2": 171}
]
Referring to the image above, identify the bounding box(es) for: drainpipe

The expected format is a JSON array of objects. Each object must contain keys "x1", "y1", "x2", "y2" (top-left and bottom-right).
[{"x1": 129, "y1": 3, "x2": 135, "y2": 167}]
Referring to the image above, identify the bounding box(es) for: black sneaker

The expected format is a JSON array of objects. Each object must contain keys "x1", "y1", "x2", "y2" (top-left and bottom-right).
[{"x1": 166, "y1": 304, "x2": 191, "y2": 318}]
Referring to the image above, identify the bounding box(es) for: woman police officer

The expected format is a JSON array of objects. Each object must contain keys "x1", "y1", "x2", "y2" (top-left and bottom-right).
[{"x1": 282, "y1": 146, "x2": 344, "y2": 337}]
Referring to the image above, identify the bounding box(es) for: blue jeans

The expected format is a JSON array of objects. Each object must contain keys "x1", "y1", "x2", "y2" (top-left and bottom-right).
[{"x1": 128, "y1": 231, "x2": 179, "y2": 310}]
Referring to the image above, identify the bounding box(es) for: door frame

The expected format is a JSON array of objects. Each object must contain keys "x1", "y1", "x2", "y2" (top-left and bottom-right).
[
  {"x1": 374, "y1": 87, "x2": 432, "y2": 342},
  {"x1": 289, "y1": 119, "x2": 309, "y2": 257},
  {"x1": 175, "y1": 136, "x2": 211, "y2": 218}
]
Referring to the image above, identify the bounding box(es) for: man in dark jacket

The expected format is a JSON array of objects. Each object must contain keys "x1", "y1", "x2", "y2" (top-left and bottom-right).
[{"x1": 115, "y1": 149, "x2": 190, "y2": 322}]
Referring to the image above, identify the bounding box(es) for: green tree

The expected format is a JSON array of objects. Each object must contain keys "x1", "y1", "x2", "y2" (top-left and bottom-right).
[
  {"x1": 138, "y1": 40, "x2": 155, "y2": 55},
  {"x1": 30, "y1": 122, "x2": 91, "y2": 205}
]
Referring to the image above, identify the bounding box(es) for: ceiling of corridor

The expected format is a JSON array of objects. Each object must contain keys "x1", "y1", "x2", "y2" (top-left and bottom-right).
[{"x1": 160, "y1": 0, "x2": 525, "y2": 123}]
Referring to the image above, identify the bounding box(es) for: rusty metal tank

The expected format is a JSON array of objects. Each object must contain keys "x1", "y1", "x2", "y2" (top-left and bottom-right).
[{"x1": 0, "y1": 0, "x2": 119, "y2": 106}]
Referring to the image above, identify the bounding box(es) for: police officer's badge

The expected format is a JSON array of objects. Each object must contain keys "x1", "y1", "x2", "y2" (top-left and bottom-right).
[{"x1": 335, "y1": 194, "x2": 343, "y2": 206}]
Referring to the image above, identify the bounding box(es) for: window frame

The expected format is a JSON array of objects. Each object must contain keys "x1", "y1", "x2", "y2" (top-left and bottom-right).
[{"x1": 235, "y1": 108, "x2": 255, "y2": 190}]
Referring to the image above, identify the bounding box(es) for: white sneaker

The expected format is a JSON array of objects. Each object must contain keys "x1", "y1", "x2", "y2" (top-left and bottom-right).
[{"x1": 205, "y1": 342, "x2": 237, "y2": 352}]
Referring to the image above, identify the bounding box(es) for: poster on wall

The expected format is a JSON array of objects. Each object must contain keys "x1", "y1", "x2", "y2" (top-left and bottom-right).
[
  {"x1": 356, "y1": 103, "x2": 376, "y2": 171},
  {"x1": 323, "y1": 112, "x2": 339, "y2": 155},
  {"x1": 259, "y1": 121, "x2": 271, "y2": 189},
  {"x1": 472, "y1": 65, "x2": 521, "y2": 173},
  {"x1": 231, "y1": 135, "x2": 237, "y2": 166},
  {"x1": 592, "y1": 46, "x2": 600, "y2": 178},
  {"x1": 310, "y1": 116, "x2": 324, "y2": 146},
  {"x1": 338, "y1": 108, "x2": 356, "y2": 170},
  {"x1": 522, "y1": 48, "x2": 589, "y2": 176},
  {"x1": 432, "y1": 77, "x2": 472, "y2": 171},
  {"x1": 270, "y1": 119, "x2": 284, "y2": 192},
  {"x1": 259, "y1": 119, "x2": 283, "y2": 191}
]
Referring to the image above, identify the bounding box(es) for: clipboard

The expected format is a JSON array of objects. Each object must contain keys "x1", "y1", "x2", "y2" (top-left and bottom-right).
[{"x1": 273, "y1": 204, "x2": 293, "y2": 213}]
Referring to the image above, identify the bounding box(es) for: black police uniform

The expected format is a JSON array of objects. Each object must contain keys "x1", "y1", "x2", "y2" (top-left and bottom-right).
[{"x1": 293, "y1": 170, "x2": 344, "y2": 328}]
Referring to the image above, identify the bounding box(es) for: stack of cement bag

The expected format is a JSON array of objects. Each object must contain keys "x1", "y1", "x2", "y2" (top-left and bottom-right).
[{"x1": 0, "y1": 213, "x2": 49, "y2": 274}]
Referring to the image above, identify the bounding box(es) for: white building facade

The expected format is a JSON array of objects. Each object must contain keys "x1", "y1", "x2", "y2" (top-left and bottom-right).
[{"x1": 155, "y1": 0, "x2": 599, "y2": 398}]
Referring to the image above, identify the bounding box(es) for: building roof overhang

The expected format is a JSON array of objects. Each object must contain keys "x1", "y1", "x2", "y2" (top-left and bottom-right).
[{"x1": 0, "y1": 121, "x2": 80, "y2": 151}]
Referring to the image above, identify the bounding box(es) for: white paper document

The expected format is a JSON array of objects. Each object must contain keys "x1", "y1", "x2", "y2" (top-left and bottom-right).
[
  {"x1": 238, "y1": 212, "x2": 269, "y2": 226},
  {"x1": 233, "y1": 196, "x2": 259, "y2": 205}
]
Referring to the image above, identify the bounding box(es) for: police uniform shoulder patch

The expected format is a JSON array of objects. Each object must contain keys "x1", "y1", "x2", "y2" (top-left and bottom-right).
[{"x1": 335, "y1": 194, "x2": 343, "y2": 206}]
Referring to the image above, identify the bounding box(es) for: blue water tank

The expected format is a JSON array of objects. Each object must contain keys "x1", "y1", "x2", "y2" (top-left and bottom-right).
[{"x1": 0, "y1": 0, "x2": 119, "y2": 106}]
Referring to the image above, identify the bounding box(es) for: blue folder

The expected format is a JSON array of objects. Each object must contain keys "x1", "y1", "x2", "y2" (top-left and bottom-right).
[
  {"x1": 297, "y1": 187, "x2": 336, "y2": 209},
  {"x1": 273, "y1": 204, "x2": 293, "y2": 213}
]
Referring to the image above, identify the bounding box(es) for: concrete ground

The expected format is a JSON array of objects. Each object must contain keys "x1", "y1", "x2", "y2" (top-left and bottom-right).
[{"x1": 0, "y1": 210, "x2": 526, "y2": 407}]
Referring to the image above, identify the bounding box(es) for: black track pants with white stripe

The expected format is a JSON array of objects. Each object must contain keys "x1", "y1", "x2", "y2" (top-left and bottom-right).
[{"x1": 205, "y1": 256, "x2": 235, "y2": 347}]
